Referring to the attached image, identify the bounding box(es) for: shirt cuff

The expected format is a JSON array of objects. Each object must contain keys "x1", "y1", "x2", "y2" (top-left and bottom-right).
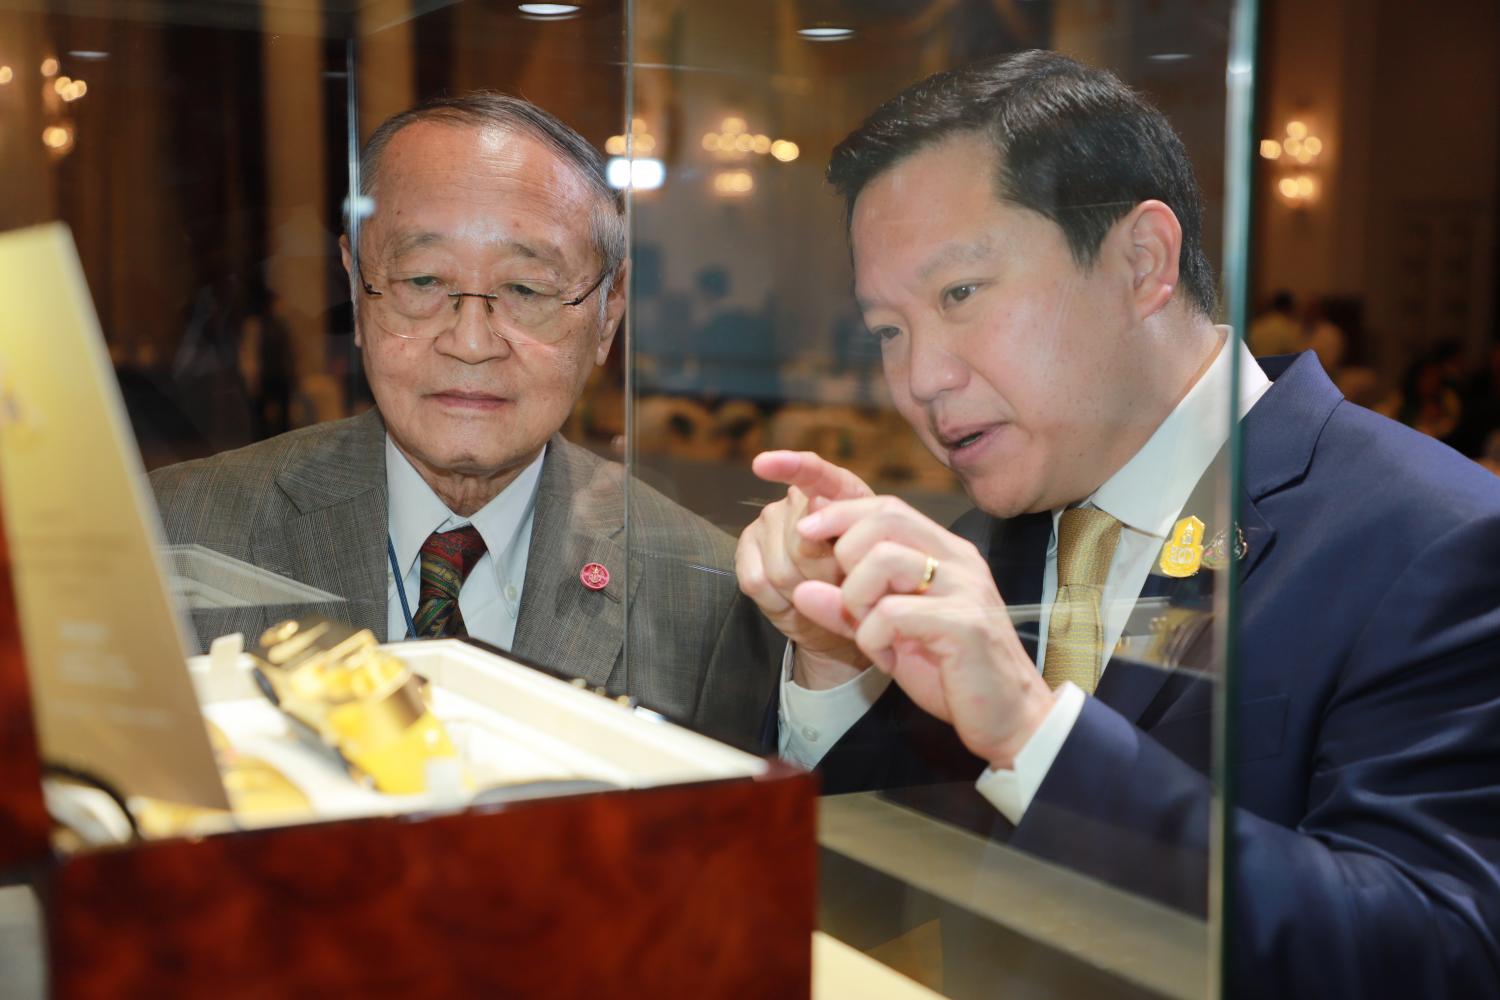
[
  {"x1": 777, "y1": 643, "x2": 892, "y2": 769},
  {"x1": 974, "y1": 682, "x2": 1087, "y2": 825}
]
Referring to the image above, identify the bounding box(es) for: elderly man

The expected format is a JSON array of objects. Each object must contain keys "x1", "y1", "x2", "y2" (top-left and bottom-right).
[
  {"x1": 152, "y1": 93, "x2": 774, "y2": 745},
  {"x1": 737, "y1": 52, "x2": 1500, "y2": 997}
]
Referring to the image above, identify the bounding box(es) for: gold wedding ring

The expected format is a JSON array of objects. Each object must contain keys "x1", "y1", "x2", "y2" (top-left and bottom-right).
[{"x1": 914, "y1": 554, "x2": 939, "y2": 594}]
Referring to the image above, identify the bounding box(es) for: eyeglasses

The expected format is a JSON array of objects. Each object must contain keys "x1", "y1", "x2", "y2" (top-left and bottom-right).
[{"x1": 358, "y1": 268, "x2": 610, "y2": 346}]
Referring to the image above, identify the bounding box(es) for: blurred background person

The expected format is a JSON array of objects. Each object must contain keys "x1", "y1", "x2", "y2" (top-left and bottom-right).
[{"x1": 1248, "y1": 289, "x2": 1303, "y2": 357}]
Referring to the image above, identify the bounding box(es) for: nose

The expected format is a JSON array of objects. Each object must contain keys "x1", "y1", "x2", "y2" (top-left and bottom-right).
[
  {"x1": 904, "y1": 323, "x2": 969, "y2": 403},
  {"x1": 436, "y1": 293, "x2": 513, "y2": 363}
]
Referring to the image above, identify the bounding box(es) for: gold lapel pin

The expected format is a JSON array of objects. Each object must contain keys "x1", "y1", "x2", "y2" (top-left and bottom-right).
[{"x1": 1159, "y1": 515, "x2": 1205, "y2": 578}]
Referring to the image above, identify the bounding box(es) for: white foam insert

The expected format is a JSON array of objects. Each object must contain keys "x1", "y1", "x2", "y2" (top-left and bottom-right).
[{"x1": 186, "y1": 638, "x2": 767, "y2": 825}]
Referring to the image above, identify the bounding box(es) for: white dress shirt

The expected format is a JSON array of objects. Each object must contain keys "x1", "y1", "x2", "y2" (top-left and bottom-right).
[
  {"x1": 385, "y1": 437, "x2": 544, "y2": 651},
  {"x1": 780, "y1": 332, "x2": 1272, "y2": 823}
]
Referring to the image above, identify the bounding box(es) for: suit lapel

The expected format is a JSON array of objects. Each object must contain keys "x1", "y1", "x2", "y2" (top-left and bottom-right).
[
  {"x1": 1100, "y1": 354, "x2": 1339, "y2": 727},
  {"x1": 511, "y1": 437, "x2": 626, "y2": 687},
  {"x1": 1235, "y1": 351, "x2": 1341, "y2": 584},
  {"x1": 257, "y1": 409, "x2": 389, "y2": 640}
]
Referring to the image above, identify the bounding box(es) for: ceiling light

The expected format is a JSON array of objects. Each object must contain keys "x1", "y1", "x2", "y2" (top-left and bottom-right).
[
  {"x1": 798, "y1": 27, "x2": 853, "y2": 41},
  {"x1": 518, "y1": 3, "x2": 581, "y2": 19},
  {"x1": 1149, "y1": 53, "x2": 1191, "y2": 62},
  {"x1": 67, "y1": 50, "x2": 110, "y2": 61}
]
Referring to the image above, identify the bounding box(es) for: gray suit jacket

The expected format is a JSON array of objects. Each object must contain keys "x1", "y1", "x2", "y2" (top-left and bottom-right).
[{"x1": 149, "y1": 409, "x2": 777, "y2": 745}]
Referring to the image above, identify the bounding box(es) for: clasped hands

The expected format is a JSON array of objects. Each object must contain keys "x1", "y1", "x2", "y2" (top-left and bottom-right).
[{"x1": 736, "y1": 450, "x2": 1057, "y2": 771}]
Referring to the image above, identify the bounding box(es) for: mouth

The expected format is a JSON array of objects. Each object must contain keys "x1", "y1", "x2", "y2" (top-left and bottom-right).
[
  {"x1": 430, "y1": 390, "x2": 508, "y2": 410},
  {"x1": 936, "y1": 423, "x2": 1005, "y2": 464},
  {"x1": 937, "y1": 423, "x2": 997, "y2": 449}
]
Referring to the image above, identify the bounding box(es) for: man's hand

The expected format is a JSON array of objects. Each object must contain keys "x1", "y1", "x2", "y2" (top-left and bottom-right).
[
  {"x1": 736, "y1": 451, "x2": 875, "y2": 689},
  {"x1": 791, "y1": 495, "x2": 1057, "y2": 770}
]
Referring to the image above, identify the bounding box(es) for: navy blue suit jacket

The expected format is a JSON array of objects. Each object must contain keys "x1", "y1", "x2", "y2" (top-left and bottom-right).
[{"x1": 814, "y1": 353, "x2": 1500, "y2": 998}]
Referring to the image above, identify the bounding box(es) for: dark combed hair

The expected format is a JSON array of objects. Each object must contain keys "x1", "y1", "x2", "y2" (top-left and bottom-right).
[
  {"x1": 353, "y1": 91, "x2": 625, "y2": 278},
  {"x1": 827, "y1": 50, "x2": 1217, "y2": 317}
]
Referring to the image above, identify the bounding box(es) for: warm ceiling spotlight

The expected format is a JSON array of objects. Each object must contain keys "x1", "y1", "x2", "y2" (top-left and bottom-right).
[
  {"x1": 798, "y1": 27, "x2": 853, "y2": 41},
  {"x1": 40, "y1": 57, "x2": 58, "y2": 76},
  {"x1": 0, "y1": 66, "x2": 12, "y2": 85},
  {"x1": 770, "y1": 140, "x2": 799, "y2": 162},
  {"x1": 1259, "y1": 139, "x2": 1282, "y2": 160},
  {"x1": 604, "y1": 134, "x2": 627, "y2": 156},
  {"x1": 518, "y1": 3, "x2": 581, "y2": 19}
]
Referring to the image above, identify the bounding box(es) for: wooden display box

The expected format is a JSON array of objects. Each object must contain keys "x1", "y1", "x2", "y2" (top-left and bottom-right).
[
  {"x1": 45, "y1": 763, "x2": 815, "y2": 996},
  {"x1": 3, "y1": 620, "x2": 816, "y2": 996}
]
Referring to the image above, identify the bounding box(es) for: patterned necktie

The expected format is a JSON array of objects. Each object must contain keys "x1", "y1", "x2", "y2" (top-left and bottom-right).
[
  {"x1": 412, "y1": 525, "x2": 487, "y2": 638},
  {"x1": 1042, "y1": 507, "x2": 1123, "y2": 695}
]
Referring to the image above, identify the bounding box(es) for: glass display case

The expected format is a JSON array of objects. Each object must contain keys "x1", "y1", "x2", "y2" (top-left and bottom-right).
[
  {"x1": 624, "y1": 2, "x2": 1255, "y2": 998},
  {"x1": 0, "y1": 1, "x2": 1260, "y2": 996}
]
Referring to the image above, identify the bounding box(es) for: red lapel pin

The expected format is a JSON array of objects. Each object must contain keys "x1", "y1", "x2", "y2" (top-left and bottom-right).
[{"x1": 580, "y1": 562, "x2": 610, "y2": 591}]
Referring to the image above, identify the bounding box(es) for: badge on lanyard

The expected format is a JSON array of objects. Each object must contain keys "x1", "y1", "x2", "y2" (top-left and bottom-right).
[{"x1": 1159, "y1": 515, "x2": 1205, "y2": 578}]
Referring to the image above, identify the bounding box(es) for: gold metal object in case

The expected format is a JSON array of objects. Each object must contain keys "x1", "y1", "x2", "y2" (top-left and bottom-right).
[{"x1": 250, "y1": 617, "x2": 456, "y2": 795}]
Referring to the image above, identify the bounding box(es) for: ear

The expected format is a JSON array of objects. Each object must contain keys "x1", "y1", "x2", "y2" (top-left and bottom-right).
[
  {"x1": 595, "y1": 258, "x2": 629, "y2": 366},
  {"x1": 339, "y1": 233, "x2": 364, "y2": 350},
  {"x1": 1119, "y1": 199, "x2": 1182, "y2": 321}
]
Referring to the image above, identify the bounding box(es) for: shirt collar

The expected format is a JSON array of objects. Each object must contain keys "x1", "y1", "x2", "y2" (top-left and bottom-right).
[
  {"x1": 386, "y1": 437, "x2": 547, "y2": 582},
  {"x1": 1067, "y1": 329, "x2": 1272, "y2": 540}
]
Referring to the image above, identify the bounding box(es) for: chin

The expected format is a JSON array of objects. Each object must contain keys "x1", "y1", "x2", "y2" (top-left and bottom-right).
[
  {"x1": 443, "y1": 450, "x2": 528, "y2": 478},
  {"x1": 961, "y1": 476, "x2": 1040, "y2": 520},
  {"x1": 400, "y1": 435, "x2": 523, "y2": 478}
]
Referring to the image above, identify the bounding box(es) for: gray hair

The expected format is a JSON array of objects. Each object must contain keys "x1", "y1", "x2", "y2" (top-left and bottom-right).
[{"x1": 349, "y1": 91, "x2": 625, "y2": 307}]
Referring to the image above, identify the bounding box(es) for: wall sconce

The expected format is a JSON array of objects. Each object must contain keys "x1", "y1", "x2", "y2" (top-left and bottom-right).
[
  {"x1": 1261, "y1": 119, "x2": 1324, "y2": 209},
  {"x1": 37, "y1": 53, "x2": 87, "y2": 161},
  {"x1": 701, "y1": 116, "x2": 798, "y2": 199},
  {"x1": 702, "y1": 116, "x2": 799, "y2": 160},
  {"x1": 711, "y1": 170, "x2": 754, "y2": 197},
  {"x1": 605, "y1": 117, "x2": 655, "y2": 157}
]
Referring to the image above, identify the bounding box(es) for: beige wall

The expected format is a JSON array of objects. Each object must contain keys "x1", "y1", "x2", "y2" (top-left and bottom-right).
[
  {"x1": 261, "y1": 4, "x2": 329, "y2": 388},
  {"x1": 1255, "y1": 0, "x2": 1500, "y2": 372}
]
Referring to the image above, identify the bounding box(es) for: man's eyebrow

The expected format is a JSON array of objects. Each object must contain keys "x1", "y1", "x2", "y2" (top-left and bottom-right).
[
  {"x1": 382, "y1": 231, "x2": 569, "y2": 268},
  {"x1": 855, "y1": 236, "x2": 998, "y2": 313},
  {"x1": 385, "y1": 231, "x2": 446, "y2": 257},
  {"x1": 916, "y1": 236, "x2": 996, "y2": 282}
]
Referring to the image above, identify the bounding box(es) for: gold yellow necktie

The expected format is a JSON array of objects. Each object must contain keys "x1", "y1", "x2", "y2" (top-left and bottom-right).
[{"x1": 1042, "y1": 507, "x2": 1123, "y2": 695}]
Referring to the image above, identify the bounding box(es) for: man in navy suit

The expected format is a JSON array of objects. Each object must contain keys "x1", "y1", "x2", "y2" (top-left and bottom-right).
[{"x1": 736, "y1": 51, "x2": 1500, "y2": 996}]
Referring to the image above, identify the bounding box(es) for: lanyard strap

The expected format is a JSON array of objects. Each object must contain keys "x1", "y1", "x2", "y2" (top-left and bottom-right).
[{"x1": 387, "y1": 536, "x2": 417, "y2": 640}]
